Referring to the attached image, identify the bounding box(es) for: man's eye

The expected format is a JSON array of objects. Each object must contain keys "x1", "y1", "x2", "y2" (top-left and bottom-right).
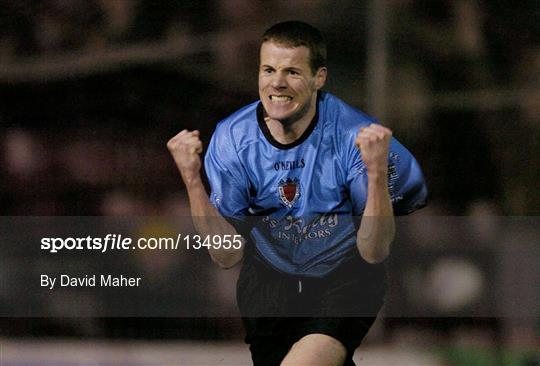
[
  {"x1": 264, "y1": 68, "x2": 274, "y2": 74},
  {"x1": 289, "y1": 70, "x2": 299, "y2": 75}
]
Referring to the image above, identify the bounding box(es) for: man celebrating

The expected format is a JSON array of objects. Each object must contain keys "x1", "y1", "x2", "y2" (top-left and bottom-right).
[{"x1": 168, "y1": 21, "x2": 427, "y2": 366}]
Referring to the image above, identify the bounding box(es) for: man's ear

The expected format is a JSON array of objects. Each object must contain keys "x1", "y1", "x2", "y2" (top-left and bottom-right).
[{"x1": 315, "y1": 67, "x2": 327, "y2": 90}]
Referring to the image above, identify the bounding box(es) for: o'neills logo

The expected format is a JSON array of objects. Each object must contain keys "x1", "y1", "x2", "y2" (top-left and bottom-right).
[
  {"x1": 278, "y1": 177, "x2": 300, "y2": 208},
  {"x1": 273, "y1": 159, "x2": 305, "y2": 171}
]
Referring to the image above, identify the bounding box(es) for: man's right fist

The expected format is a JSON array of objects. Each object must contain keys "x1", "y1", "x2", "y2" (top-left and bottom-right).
[{"x1": 167, "y1": 130, "x2": 203, "y2": 183}]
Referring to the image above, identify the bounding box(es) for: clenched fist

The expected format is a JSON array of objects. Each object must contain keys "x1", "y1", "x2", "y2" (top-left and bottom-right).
[
  {"x1": 167, "y1": 129, "x2": 203, "y2": 185},
  {"x1": 355, "y1": 124, "x2": 392, "y2": 175}
]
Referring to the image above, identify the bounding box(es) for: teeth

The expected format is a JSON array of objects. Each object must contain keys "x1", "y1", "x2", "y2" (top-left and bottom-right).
[{"x1": 270, "y1": 95, "x2": 292, "y2": 102}]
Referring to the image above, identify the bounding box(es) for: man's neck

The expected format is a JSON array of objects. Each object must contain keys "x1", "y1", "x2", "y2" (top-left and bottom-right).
[{"x1": 265, "y1": 97, "x2": 317, "y2": 145}]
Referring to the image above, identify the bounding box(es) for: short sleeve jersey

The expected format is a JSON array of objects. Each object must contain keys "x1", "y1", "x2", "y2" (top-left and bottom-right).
[{"x1": 205, "y1": 92, "x2": 427, "y2": 277}]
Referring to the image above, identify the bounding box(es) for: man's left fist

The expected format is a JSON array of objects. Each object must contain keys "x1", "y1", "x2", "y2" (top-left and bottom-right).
[{"x1": 355, "y1": 123, "x2": 392, "y2": 174}]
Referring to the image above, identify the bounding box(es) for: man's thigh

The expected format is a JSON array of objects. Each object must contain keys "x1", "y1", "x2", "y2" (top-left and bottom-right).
[
  {"x1": 280, "y1": 333, "x2": 347, "y2": 366},
  {"x1": 248, "y1": 335, "x2": 295, "y2": 366},
  {"x1": 245, "y1": 316, "x2": 376, "y2": 366}
]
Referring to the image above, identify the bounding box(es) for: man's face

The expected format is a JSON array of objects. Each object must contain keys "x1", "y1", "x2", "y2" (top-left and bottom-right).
[{"x1": 258, "y1": 41, "x2": 326, "y2": 124}]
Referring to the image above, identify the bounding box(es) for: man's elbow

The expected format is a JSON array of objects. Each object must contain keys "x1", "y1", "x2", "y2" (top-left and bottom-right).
[
  {"x1": 358, "y1": 241, "x2": 391, "y2": 264},
  {"x1": 215, "y1": 258, "x2": 241, "y2": 269},
  {"x1": 359, "y1": 249, "x2": 389, "y2": 264},
  {"x1": 210, "y1": 251, "x2": 243, "y2": 269}
]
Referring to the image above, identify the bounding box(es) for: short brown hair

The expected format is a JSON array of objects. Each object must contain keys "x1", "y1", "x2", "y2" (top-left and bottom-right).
[{"x1": 262, "y1": 21, "x2": 327, "y2": 74}]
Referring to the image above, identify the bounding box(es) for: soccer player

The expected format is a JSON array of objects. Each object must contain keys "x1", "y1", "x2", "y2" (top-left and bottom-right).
[{"x1": 168, "y1": 21, "x2": 427, "y2": 366}]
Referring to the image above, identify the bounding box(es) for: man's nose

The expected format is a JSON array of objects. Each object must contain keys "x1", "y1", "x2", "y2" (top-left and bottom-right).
[{"x1": 270, "y1": 72, "x2": 287, "y2": 88}]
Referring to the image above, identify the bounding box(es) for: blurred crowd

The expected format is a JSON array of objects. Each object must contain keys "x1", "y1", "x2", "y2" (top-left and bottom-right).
[
  {"x1": 1, "y1": 0, "x2": 538, "y2": 216},
  {"x1": 0, "y1": 0, "x2": 215, "y2": 58}
]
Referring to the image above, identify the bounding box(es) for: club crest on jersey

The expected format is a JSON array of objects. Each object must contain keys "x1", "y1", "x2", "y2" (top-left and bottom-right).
[{"x1": 278, "y1": 178, "x2": 301, "y2": 208}]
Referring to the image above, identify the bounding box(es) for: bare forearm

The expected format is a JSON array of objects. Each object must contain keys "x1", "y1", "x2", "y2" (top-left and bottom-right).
[
  {"x1": 356, "y1": 172, "x2": 395, "y2": 264},
  {"x1": 185, "y1": 176, "x2": 244, "y2": 268},
  {"x1": 167, "y1": 130, "x2": 244, "y2": 268}
]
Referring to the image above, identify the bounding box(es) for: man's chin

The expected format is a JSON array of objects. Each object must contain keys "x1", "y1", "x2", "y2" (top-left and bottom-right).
[
  {"x1": 267, "y1": 112, "x2": 290, "y2": 120},
  {"x1": 263, "y1": 107, "x2": 292, "y2": 122},
  {"x1": 269, "y1": 114, "x2": 300, "y2": 127}
]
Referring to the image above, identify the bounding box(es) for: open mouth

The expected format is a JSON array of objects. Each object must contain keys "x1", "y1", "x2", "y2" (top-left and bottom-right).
[{"x1": 269, "y1": 95, "x2": 293, "y2": 103}]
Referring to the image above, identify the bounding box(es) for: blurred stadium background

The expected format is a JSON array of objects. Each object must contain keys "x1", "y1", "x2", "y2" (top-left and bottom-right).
[{"x1": 1, "y1": 0, "x2": 539, "y2": 365}]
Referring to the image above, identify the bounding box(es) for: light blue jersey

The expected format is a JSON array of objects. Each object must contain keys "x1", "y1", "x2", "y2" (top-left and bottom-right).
[{"x1": 205, "y1": 92, "x2": 427, "y2": 277}]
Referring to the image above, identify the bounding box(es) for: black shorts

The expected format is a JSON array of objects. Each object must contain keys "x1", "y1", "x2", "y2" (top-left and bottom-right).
[{"x1": 236, "y1": 249, "x2": 386, "y2": 366}]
